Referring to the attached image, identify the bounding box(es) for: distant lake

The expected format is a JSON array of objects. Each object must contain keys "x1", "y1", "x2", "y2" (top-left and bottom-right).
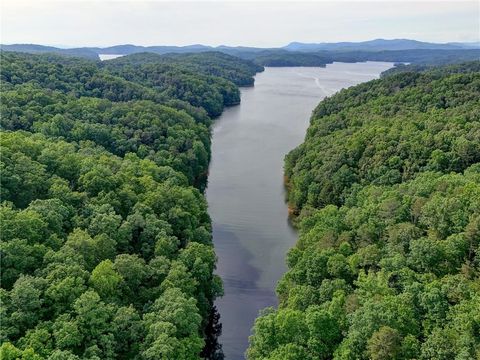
[
  {"x1": 98, "y1": 54, "x2": 124, "y2": 61},
  {"x1": 206, "y1": 62, "x2": 394, "y2": 360}
]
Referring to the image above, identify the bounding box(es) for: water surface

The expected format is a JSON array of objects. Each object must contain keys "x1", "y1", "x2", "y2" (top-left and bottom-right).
[
  {"x1": 206, "y1": 62, "x2": 393, "y2": 359},
  {"x1": 98, "y1": 54, "x2": 125, "y2": 61}
]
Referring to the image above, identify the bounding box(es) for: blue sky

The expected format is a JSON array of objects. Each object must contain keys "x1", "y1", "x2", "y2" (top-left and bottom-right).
[{"x1": 1, "y1": 1, "x2": 479, "y2": 47}]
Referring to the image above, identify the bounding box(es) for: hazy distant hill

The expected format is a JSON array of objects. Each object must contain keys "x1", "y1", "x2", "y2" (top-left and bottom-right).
[
  {"x1": 2, "y1": 40, "x2": 479, "y2": 67},
  {"x1": 447, "y1": 41, "x2": 480, "y2": 49},
  {"x1": 283, "y1": 38, "x2": 480, "y2": 52},
  {"x1": 0, "y1": 44, "x2": 100, "y2": 59},
  {"x1": 6, "y1": 39, "x2": 478, "y2": 58},
  {"x1": 88, "y1": 44, "x2": 213, "y2": 55}
]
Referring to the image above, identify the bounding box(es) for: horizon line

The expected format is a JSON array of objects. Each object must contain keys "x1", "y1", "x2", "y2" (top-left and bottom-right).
[{"x1": 2, "y1": 37, "x2": 480, "y2": 50}]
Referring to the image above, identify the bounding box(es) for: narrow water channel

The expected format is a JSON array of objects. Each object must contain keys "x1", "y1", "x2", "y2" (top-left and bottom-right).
[{"x1": 206, "y1": 62, "x2": 394, "y2": 359}]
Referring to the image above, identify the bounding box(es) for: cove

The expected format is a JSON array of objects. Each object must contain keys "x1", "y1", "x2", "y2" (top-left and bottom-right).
[{"x1": 206, "y1": 62, "x2": 394, "y2": 359}]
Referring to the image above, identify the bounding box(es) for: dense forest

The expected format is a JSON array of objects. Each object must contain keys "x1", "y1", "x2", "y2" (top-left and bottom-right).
[
  {"x1": 247, "y1": 62, "x2": 480, "y2": 359},
  {"x1": 2, "y1": 46, "x2": 480, "y2": 360},
  {"x1": 0, "y1": 50, "x2": 260, "y2": 359},
  {"x1": 103, "y1": 52, "x2": 264, "y2": 87}
]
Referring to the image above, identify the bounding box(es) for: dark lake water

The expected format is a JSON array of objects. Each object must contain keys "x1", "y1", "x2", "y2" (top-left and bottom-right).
[{"x1": 206, "y1": 62, "x2": 394, "y2": 359}]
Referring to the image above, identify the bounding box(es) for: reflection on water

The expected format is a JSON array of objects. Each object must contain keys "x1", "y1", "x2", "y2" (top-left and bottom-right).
[{"x1": 206, "y1": 62, "x2": 393, "y2": 359}]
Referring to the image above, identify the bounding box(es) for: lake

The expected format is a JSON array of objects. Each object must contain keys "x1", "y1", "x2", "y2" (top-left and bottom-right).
[
  {"x1": 98, "y1": 54, "x2": 125, "y2": 61},
  {"x1": 206, "y1": 62, "x2": 394, "y2": 359}
]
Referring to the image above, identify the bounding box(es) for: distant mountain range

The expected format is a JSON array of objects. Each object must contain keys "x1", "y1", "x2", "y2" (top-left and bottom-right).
[
  {"x1": 1, "y1": 39, "x2": 479, "y2": 66},
  {"x1": 2, "y1": 38, "x2": 479, "y2": 58},
  {"x1": 283, "y1": 39, "x2": 480, "y2": 52},
  {"x1": 0, "y1": 43, "x2": 100, "y2": 59}
]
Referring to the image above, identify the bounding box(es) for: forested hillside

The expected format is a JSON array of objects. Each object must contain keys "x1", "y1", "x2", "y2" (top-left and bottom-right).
[
  {"x1": 248, "y1": 62, "x2": 480, "y2": 359},
  {"x1": 103, "y1": 52, "x2": 264, "y2": 87},
  {"x1": 244, "y1": 49, "x2": 480, "y2": 67},
  {"x1": 3, "y1": 43, "x2": 480, "y2": 68},
  {"x1": 0, "y1": 44, "x2": 101, "y2": 60},
  {"x1": 0, "y1": 51, "x2": 259, "y2": 359}
]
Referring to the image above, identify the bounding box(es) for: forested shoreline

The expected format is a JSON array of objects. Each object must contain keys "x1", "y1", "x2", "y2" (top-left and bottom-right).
[
  {"x1": 0, "y1": 51, "x2": 260, "y2": 359},
  {"x1": 247, "y1": 62, "x2": 480, "y2": 359}
]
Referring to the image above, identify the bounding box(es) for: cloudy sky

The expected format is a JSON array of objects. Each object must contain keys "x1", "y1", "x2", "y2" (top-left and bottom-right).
[{"x1": 1, "y1": 0, "x2": 479, "y2": 48}]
